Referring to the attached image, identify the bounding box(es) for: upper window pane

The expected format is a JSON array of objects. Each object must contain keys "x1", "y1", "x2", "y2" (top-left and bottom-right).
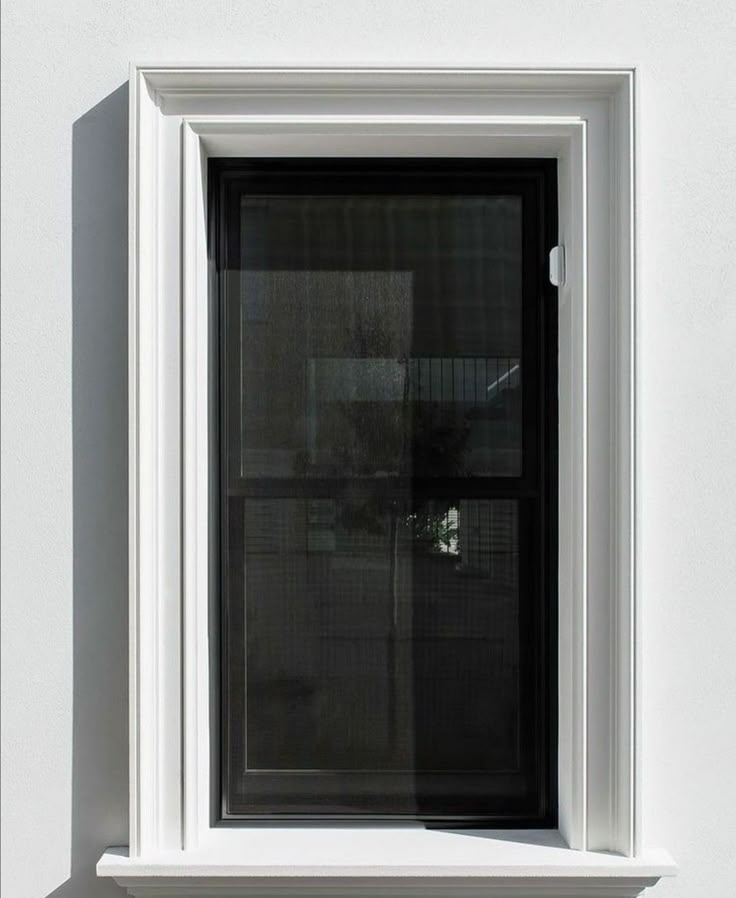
[{"x1": 233, "y1": 195, "x2": 522, "y2": 480}]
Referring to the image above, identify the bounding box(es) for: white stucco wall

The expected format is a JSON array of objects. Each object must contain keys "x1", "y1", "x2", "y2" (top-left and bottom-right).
[{"x1": 1, "y1": 2, "x2": 734, "y2": 897}]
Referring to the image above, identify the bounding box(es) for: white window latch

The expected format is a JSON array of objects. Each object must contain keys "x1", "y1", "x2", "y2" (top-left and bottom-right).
[{"x1": 549, "y1": 245, "x2": 566, "y2": 287}]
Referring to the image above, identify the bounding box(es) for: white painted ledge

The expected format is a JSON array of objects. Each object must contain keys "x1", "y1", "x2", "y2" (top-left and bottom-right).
[{"x1": 98, "y1": 829, "x2": 675, "y2": 897}]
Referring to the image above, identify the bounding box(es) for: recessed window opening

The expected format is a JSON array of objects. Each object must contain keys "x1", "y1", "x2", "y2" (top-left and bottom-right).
[{"x1": 210, "y1": 158, "x2": 558, "y2": 826}]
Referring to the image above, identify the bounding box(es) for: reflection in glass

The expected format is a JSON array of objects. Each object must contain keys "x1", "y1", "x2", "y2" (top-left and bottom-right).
[
  {"x1": 221, "y1": 182, "x2": 546, "y2": 820},
  {"x1": 235, "y1": 194, "x2": 522, "y2": 481},
  {"x1": 242, "y1": 495, "x2": 519, "y2": 774}
]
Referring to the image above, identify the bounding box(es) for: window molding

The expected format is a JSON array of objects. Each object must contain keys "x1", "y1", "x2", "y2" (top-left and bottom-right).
[{"x1": 97, "y1": 65, "x2": 675, "y2": 897}]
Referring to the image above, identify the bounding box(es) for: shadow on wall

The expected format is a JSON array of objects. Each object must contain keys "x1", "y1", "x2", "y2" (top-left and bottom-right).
[{"x1": 47, "y1": 83, "x2": 130, "y2": 898}]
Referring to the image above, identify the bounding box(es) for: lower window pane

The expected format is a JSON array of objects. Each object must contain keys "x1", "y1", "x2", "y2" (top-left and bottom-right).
[{"x1": 225, "y1": 492, "x2": 541, "y2": 818}]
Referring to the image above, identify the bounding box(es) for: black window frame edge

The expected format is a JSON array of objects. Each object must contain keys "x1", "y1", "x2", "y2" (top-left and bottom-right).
[{"x1": 207, "y1": 157, "x2": 558, "y2": 829}]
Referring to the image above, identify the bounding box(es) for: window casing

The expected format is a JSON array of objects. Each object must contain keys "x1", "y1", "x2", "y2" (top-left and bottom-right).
[{"x1": 97, "y1": 66, "x2": 676, "y2": 898}]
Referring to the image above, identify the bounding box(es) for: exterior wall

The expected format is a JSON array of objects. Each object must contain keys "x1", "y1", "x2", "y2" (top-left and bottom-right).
[{"x1": 1, "y1": 2, "x2": 734, "y2": 897}]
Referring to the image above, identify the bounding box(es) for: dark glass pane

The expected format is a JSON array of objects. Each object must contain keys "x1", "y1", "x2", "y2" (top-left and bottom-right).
[
  {"x1": 216, "y1": 160, "x2": 556, "y2": 824},
  {"x1": 234, "y1": 195, "x2": 522, "y2": 480},
  {"x1": 241, "y1": 495, "x2": 519, "y2": 775}
]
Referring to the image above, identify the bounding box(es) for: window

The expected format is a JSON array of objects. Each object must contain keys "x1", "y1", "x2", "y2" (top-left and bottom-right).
[
  {"x1": 212, "y1": 159, "x2": 558, "y2": 824},
  {"x1": 98, "y1": 66, "x2": 675, "y2": 898}
]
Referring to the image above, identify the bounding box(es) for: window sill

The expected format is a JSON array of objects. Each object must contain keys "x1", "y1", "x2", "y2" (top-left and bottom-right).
[{"x1": 97, "y1": 829, "x2": 675, "y2": 897}]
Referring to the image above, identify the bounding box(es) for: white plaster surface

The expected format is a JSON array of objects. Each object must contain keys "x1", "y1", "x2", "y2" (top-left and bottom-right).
[{"x1": 1, "y1": 2, "x2": 735, "y2": 897}]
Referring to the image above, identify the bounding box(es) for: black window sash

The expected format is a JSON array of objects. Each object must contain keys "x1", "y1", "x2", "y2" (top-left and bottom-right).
[{"x1": 209, "y1": 158, "x2": 558, "y2": 826}]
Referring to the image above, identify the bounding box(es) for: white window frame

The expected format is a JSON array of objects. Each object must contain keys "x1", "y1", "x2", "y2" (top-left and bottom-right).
[{"x1": 98, "y1": 66, "x2": 675, "y2": 897}]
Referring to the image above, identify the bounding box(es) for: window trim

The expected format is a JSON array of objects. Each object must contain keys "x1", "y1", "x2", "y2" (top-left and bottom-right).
[{"x1": 97, "y1": 66, "x2": 676, "y2": 897}]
